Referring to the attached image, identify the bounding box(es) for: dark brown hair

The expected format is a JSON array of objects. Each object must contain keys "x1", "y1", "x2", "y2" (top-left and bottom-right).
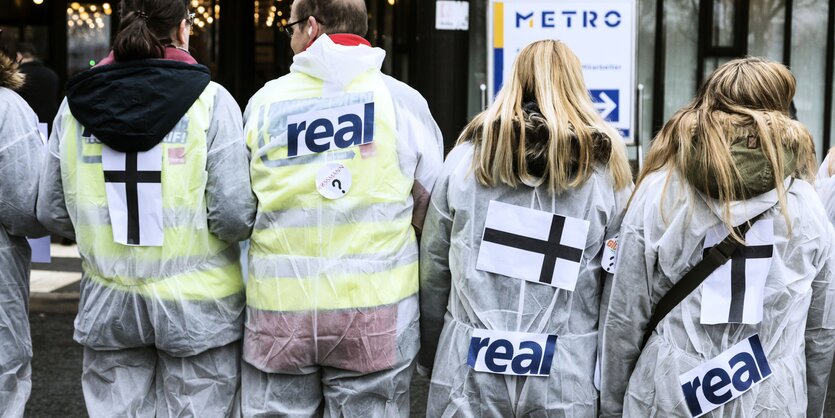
[
  {"x1": 295, "y1": 0, "x2": 368, "y2": 37},
  {"x1": 113, "y1": 0, "x2": 188, "y2": 61}
]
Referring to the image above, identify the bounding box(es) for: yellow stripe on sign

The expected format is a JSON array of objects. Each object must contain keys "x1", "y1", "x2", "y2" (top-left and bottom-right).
[
  {"x1": 88, "y1": 262, "x2": 244, "y2": 301},
  {"x1": 246, "y1": 261, "x2": 418, "y2": 311},
  {"x1": 494, "y1": 2, "x2": 504, "y2": 49}
]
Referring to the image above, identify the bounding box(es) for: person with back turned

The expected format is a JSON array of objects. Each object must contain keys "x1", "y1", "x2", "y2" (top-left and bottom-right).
[
  {"x1": 37, "y1": 1, "x2": 255, "y2": 416},
  {"x1": 0, "y1": 32, "x2": 48, "y2": 418},
  {"x1": 241, "y1": 0, "x2": 444, "y2": 415}
]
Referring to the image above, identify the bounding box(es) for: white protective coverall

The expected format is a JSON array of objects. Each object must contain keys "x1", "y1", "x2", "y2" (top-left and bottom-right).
[
  {"x1": 37, "y1": 52, "x2": 255, "y2": 417},
  {"x1": 241, "y1": 34, "x2": 443, "y2": 417},
  {"x1": 599, "y1": 168, "x2": 835, "y2": 417},
  {"x1": 817, "y1": 152, "x2": 835, "y2": 225},
  {"x1": 419, "y1": 132, "x2": 631, "y2": 416},
  {"x1": 0, "y1": 53, "x2": 48, "y2": 418}
]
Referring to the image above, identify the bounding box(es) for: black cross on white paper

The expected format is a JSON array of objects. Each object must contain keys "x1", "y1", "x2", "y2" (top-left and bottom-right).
[
  {"x1": 476, "y1": 201, "x2": 590, "y2": 291},
  {"x1": 700, "y1": 219, "x2": 774, "y2": 324},
  {"x1": 101, "y1": 145, "x2": 164, "y2": 247}
]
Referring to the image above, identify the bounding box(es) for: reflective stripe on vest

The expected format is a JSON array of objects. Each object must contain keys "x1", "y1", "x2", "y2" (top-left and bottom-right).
[
  {"x1": 60, "y1": 82, "x2": 243, "y2": 300},
  {"x1": 246, "y1": 70, "x2": 416, "y2": 312}
]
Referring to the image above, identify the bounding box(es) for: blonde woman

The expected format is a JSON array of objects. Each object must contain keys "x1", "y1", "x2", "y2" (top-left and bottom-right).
[
  {"x1": 419, "y1": 40, "x2": 632, "y2": 416},
  {"x1": 599, "y1": 57, "x2": 835, "y2": 417}
]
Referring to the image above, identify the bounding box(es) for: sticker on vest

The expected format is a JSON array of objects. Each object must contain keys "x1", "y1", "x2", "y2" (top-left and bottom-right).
[
  {"x1": 679, "y1": 334, "x2": 773, "y2": 417},
  {"x1": 316, "y1": 162, "x2": 352, "y2": 200},
  {"x1": 467, "y1": 329, "x2": 558, "y2": 377},
  {"x1": 168, "y1": 147, "x2": 186, "y2": 165},
  {"x1": 476, "y1": 200, "x2": 590, "y2": 291},
  {"x1": 102, "y1": 144, "x2": 164, "y2": 247},
  {"x1": 700, "y1": 219, "x2": 774, "y2": 325},
  {"x1": 287, "y1": 101, "x2": 375, "y2": 158},
  {"x1": 602, "y1": 234, "x2": 619, "y2": 274}
]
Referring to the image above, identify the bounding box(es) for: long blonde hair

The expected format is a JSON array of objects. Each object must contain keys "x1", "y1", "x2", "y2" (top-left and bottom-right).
[
  {"x1": 635, "y1": 57, "x2": 816, "y2": 238},
  {"x1": 458, "y1": 40, "x2": 631, "y2": 193}
]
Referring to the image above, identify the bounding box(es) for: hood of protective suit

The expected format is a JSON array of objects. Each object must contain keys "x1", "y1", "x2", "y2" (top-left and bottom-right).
[
  {"x1": 290, "y1": 34, "x2": 385, "y2": 89},
  {"x1": 683, "y1": 118, "x2": 798, "y2": 202},
  {"x1": 66, "y1": 56, "x2": 210, "y2": 153},
  {"x1": 0, "y1": 52, "x2": 24, "y2": 90},
  {"x1": 512, "y1": 101, "x2": 612, "y2": 180}
]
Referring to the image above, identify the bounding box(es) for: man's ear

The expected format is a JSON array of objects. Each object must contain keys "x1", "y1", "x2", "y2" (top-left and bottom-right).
[
  {"x1": 177, "y1": 19, "x2": 189, "y2": 46},
  {"x1": 307, "y1": 15, "x2": 319, "y2": 37}
]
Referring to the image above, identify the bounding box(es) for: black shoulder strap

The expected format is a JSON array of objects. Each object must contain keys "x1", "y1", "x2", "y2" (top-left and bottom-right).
[{"x1": 640, "y1": 214, "x2": 766, "y2": 349}]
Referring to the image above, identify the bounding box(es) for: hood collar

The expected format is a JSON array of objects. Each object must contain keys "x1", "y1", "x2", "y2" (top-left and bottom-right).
[
  {"x1": 96, "y1": 46, "x2": 198, "y2": 67},
  {"x1": 291, "y1": 34, "x2": 385, "y2": 90},
  {"x1": 66, "y1": 57, "x2": 210, "y2": 153}
]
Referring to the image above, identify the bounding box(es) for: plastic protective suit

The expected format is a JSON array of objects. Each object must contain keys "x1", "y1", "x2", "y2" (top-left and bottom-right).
[
  {"x1": 816, "y1": 152, "x2": 835, "y2": 225},
  {"x1": 37, "y1": 49, "x2": 256, "y2": 417},
  {"x1": 0, "y1": 53, "x2": 48, "y2": 418},
  {"x1": 599, "y1": 164, "x2": 835, "y2": 417},
  {"x1": 241, "y1": 34, "x2": 443, "y2": 417},
  {"x1": 419, "y1": 122, "x2": 632, "y2": 417}
]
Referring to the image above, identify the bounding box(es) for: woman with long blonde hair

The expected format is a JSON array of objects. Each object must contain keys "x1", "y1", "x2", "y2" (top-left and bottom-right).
[
  {"x1": 599, "y1": 57, "x2": 835, "y2": 417},
  {"x1": 419, "y1": 40, "x2": 632, "y2": 416}
]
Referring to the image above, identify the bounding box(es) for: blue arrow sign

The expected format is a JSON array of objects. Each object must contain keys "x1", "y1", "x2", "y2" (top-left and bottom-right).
[{"x1": 590, "y1": 89, "x2": 619, "y2": 122}]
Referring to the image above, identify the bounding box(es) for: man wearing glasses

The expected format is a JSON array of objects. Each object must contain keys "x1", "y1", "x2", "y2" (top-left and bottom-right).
[{"x1": 241, "y1": 0, "x2": 443, "y2": 416}]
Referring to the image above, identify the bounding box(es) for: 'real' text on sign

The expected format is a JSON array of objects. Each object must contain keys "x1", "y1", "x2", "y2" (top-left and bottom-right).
[
  {"x1": 678, "y1": 334, "x2": 772, "y2": 417},
  {"x1": 286, "y1": 101, "x2": 375, "y2": 158},
  {"x1": 467, "y1": 329, "x2": 558, "y2": 377}
]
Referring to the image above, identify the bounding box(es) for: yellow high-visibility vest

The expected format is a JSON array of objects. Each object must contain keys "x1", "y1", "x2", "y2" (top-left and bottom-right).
[
  {"x1": 245, "y1": 69, "x2": 418, "y2": 312},
  {"x1": 59, "y1": 82, "x2": 244, "y2": 300}
]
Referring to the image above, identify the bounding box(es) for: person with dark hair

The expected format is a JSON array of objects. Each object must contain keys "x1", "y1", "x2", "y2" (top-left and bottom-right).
[
  {"x1": 0, "y1": 33, "x2": 48, "y2": 418},
  {"x1": 15, "y1": 42, "x2": 59, "y2": 131},
  {"x1": 37, "y1": 0, "x2": 255, "y2": 416},
  {"x1": 241, "y1": 0, "x2": 443, "y2": 415}
]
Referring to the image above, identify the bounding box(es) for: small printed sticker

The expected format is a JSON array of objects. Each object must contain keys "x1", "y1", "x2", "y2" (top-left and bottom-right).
[
  {"x1": 602, "y1": 234, "x2": 619, "y2": 274},
  {"x1": 168, "y1": 147, "x2": 186, "y2": 165},
  {"x1": 315, "y1": 162, "x2": 352, "y2": 200}
]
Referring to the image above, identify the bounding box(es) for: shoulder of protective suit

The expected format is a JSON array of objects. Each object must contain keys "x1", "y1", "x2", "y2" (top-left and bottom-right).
[{"x1": 381, "y1": 74, "x2": 431, "y2": 114}]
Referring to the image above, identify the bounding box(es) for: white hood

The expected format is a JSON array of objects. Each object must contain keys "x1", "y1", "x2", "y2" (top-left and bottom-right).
[
  {"x1": 697, "y1": 177, "x2": 793, "y2": 227},
  {"x1": 290, "y1": 34, "x2": 386, "y2": 92}
]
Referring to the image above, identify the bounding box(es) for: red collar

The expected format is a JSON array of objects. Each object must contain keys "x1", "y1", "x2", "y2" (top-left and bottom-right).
[
  {"x1": 96, "y1": 46, "x2": 198, "y2": 67},
  {"x1": 306, "y1": 33, "x2": 371, "y2": 50}
]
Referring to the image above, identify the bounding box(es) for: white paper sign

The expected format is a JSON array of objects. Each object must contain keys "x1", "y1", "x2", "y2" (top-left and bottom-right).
[
  {"x1": 467, "y1": 329, "x2": 558, "y2": 376},
  {"x1": 436, "y1": 1, "x2": 470, "y2": 31},
  {"x1": 678, "y1": 334, "x2": 772, "y2": 417},
  {"x1": 476, "y1": 201, "x2": 589, "y2": 291},
  {"x1": 286, "y1": 101, "x2": 375, "y2": 158},
  {"x1": 315, "y1": 162, "x2": 352, "y2": 199},
  {"x1": 489, "y1": 0, "x2": 636, "y2": 143},
  {"x1": 102, "y1": 145, "x2": 164, "y2": 247},
  {"x1": 700, "y1": 220, "x2": 773, "y2": 325}
]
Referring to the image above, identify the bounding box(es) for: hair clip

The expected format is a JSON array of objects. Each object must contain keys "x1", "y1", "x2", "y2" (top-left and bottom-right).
[{"x1": 136, "y1": 11, "x2": 149, "y2": 21}]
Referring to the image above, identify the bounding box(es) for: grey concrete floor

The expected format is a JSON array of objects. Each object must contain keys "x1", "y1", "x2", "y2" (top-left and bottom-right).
[{"x1": 23, "y1": 313, "x2": 835, "y2": 417}]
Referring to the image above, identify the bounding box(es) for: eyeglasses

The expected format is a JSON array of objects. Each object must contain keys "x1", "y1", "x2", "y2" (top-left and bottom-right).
[
  {"x1": 280, "y1": 16, "x2": 325, "y2": 38},
  {"x1": 186, "y1": 12, "x2": 195, "y2": 26}
]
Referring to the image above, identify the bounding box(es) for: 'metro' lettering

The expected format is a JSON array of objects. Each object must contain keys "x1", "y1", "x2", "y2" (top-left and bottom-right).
[
  {"x1": 467, "y1": 329, "x2": 557, "y2": 377},
  {"x1": 286, "y1": 101, "x2": 375, "y2": 158},
  {"x1": 678, "y1": 334, "x2": 772, "y2": 417}
]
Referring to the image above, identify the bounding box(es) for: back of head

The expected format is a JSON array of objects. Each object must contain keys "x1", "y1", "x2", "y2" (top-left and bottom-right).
[
  {"x1": 460, "y1": 40, "x2": 631, "y2": 193},
  {"x1": 638, "y1": 57, "x2": 815, "y2": 238},
  {"x1": 295, "y1": 0, "x2": 368, "y2": 37},
  {"x1": 16, "y1": 42, "x2": 38, "y2": 59},
  {"x1": 113, "y1": 0, "x2": 188, "y2": 61}
]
